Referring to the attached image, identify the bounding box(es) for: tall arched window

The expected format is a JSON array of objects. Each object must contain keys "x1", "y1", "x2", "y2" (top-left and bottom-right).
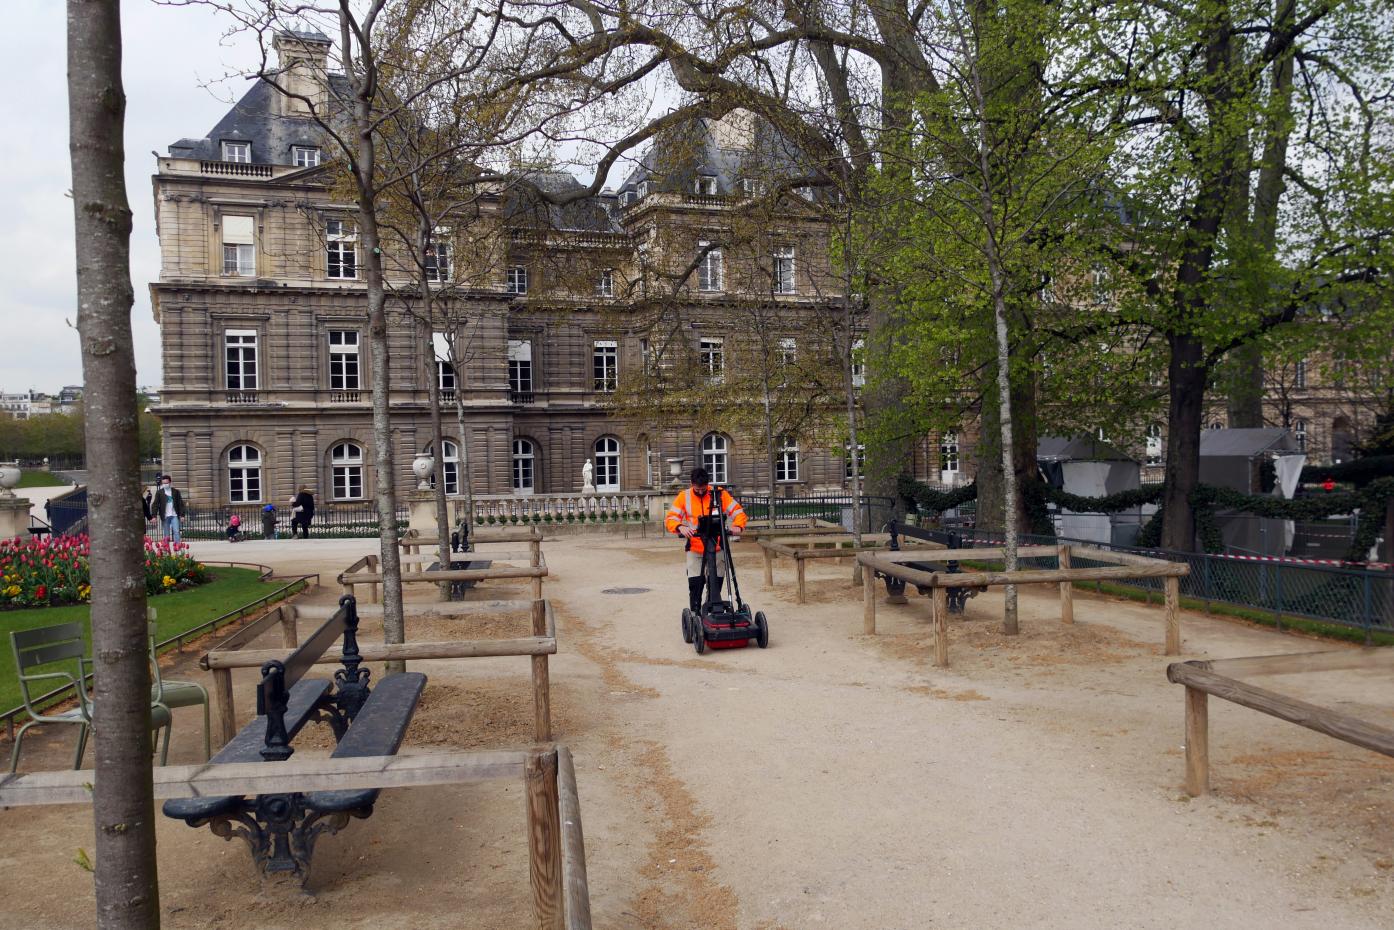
[
  {"x1": 227, "y1": 444, "x2": 262, "y2": 503},
  {"x1": 594, "y1": 437, "x2": 620, "y2": 491},
  {"x1": 939, "y1": 431, "x2": 960, "y2": 481},
  {"x1": 424, "y1": 440, "x2": 460, "y2": 496},
  {"x1": 512, "y1": 438, "x2": 535, "y2": 494},
  {"x1": 331, "y1": 441, "x2": 364, "y2": 500},
  {"x1": 701, "y1": 433, "x2": 729, "y2": 484}
]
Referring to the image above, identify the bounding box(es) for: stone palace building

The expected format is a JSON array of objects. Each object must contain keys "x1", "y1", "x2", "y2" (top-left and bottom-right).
[{"x1": 149, "y1": 32, "x2": 907, "y2": 511}]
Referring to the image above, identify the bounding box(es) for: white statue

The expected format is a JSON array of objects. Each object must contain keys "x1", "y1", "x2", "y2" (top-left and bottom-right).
[{"x1": 581, "y1": 459, "x2": 595, "y2": 494}]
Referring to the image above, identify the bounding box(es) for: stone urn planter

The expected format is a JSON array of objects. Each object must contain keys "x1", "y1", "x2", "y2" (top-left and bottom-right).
[
  {"x1": 411, "y1": 455, "x2": 435, "y2": 490},
  {"x1": 0, "y1": 462, "x2": 20, "y2": 499}
]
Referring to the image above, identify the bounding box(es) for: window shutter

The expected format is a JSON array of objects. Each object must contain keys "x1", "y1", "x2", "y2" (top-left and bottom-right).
[{"x1": 223, "y1": 215, "x2": 255, "y2": 245}]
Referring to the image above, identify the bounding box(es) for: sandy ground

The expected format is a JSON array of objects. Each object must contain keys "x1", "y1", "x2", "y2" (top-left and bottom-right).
[{"x1": 2, "y1": 534, "x2": 1393, "y2": 929}]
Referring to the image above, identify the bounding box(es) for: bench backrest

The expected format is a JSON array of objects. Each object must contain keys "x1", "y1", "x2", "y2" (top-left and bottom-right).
[
  {"x1": 887, "y1": 520, "x2": 958, "y2": 551},
  {"x1": 257, "y1": 595, "x2": 364, "y2": 760}
]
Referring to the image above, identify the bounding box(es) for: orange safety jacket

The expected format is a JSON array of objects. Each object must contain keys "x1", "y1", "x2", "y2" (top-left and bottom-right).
[{"x1": 665, "y1": 486, "x2": 748, "y2": 554}]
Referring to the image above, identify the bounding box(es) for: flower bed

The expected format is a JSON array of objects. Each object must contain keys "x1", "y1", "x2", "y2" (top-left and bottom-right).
[{"x1": 1, "y1": 535, "x2": 209, "y2": 609}]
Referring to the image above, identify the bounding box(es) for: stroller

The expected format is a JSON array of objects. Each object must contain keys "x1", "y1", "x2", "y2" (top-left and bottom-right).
[{"x1": 680, "y1": 488, "x2": 769, "y2": 653}]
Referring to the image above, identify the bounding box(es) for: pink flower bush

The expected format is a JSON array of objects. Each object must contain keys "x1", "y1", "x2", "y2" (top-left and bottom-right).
[{"x1": 0, "y1": 535, "x2": 209, "y2": 609}]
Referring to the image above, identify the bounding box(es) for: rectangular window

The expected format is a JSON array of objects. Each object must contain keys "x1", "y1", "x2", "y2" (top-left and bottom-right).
[
  {"x1": 596, "y1": 268, "x2": 614, "y2": 297},
  {"x1": 637, "y1": 181, "x2": 649, "y2": 199},
  {"x1": 328, "y1": 330, "x2": 360, "y2": 390},
  {"x1": 326, "y1": 218, "x2": 358, "y2": 279},
  {"x1": 845, "y1": 443, "x2": 865, "y2": 480},
  {"x1": 333, "y1": 466, "x2": 363, "y2": 500},
  {"x1": 697, "y1": 241, "x2": 723, "y2": 292},
  {"x1": 1145, "y1": 424, "x2": 1163, "y2": 466},
  {"x1": 221, "y1": 215, "x2": 255, "y2": 276},
  {"x1": 851, "y1": 337, "x2": 866, "y2": 388},
  {"x1": 1294, "y1": 360, "x2": 1307, "y2": 389},
  {"x1": 694, "y1": 175, "x2": 717, "y2": 195},
  {"x1": 1294, "y1": 419, "x2": 1308, "y2": 451},
  {"x1": 593, "y1": 340, "x2": 618, "y2": 392},
  {"x1": 433, "y1": 332, "x2": 455, "y2": 393},
  {"x1": 221, "y1": 141, "x2": 250, "y2": 163},
  {"x1": 773, "y1": 246, "x2": 796, "y2": 295},
  {"x1": 225, "y1": 330, "x2": 258, "y2": 391},
  {"x1": 794, "y1": 185, "x2": 814, "y2": 201},
  {"x1": 425, "y1": 233, "x2": 451, "y2": 283},
  {"x1": 700, "y1": 337, "x2": 724, "y2": 383},
  {"x1": 508, "y1": 339, "x2": 533, "y2": 393},
  {"x1": 741, "y1": 178, "x2": 764, "y2": 196},
  {"x1": 292, "y1": 146, "x2": 321, "y2": 167},
  {"x1": 778, "y1": 337, "x2": 797, "y2": 367},
  {"x1": 776, "y1": 437, "x2": 799, "y2": 482},
  {"x1": 940, "y1": 431, "x2": 960, "y2": 476},
  {"x1": 506, "y1": 265, "x2": 529, "y2": 294}
]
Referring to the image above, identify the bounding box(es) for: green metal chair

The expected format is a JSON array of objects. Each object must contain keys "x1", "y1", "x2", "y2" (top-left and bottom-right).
[
  {"x1": 148, "y1": 621, "x2": 210, "y2": 760},
  {"x1": 9, "y1": 623, "x2": 172, "y2": 773}
]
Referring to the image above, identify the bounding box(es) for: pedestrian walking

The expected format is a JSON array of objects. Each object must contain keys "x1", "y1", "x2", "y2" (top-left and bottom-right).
[
  {"x1": 150, "y1": 474, "x2": 186, "y2": 544},
  {"x1": 261, "y1": 503, "x2": 278, "y2": 540},
  {"x1": 290, "y1": 486, "x2": 315, "y2": 539}
]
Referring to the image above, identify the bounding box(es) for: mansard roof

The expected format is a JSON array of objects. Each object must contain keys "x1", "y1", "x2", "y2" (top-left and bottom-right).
[{"x1": 167, "y1": 73, "x2": 351, "y2": 164}]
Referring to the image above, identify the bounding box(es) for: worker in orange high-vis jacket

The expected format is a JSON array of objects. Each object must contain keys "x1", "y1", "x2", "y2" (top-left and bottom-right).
[{"x1": 665, "y1": 466, "x2": 749, "y2": 615}]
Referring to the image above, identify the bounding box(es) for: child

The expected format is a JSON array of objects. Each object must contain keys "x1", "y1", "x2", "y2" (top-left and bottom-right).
[
  {"x1": 226, "y1": 512, "x2": 242, "y2": 542},
  {"x1": 262, "y1": 503, "x2": 277, "y2": 540}
]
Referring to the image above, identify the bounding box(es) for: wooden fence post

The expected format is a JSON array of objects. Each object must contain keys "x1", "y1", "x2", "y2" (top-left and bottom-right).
[
  {"x1": 526, "y1": 748, "x2": 564, "y2": 930},
  {"x1": 211, "y1": 667, "x2": 236, "y2": 749},
  {"x1": 932, "y1": 586, "x2": 949, "y2": 668},
  {"x1": 556, "y1": 746, "x2": 593, "y2": 930},
  {"x1": 1165, "y1": 575, "x2": 1181, "y2": 655},
  {"x1": 762, "y1": 546, "x2": 774, "y2": 589},
  {"x1": 1184, "y1": 685, "x2": 1209, "y2": 796},
  {"x1": 796, "y1": 557, "x2": 807, "y2": 604},
  {"x1": 863, "y1": 568, "x2": 877, "y2": 635},
  {"x1": 531, "y1": 600, "x2": 552, "y2": 742},
  {"x1": 1057, "y1": 544, "x2": 1074, "y2": 625}
]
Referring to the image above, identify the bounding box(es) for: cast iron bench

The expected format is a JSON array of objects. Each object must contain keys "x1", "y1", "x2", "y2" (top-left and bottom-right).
[
  {"x1": 163, "y1": 594, "x2": 426, "y2": 884},
  {"x1": 878, "y1": 521, "x2": 984, "y2": 614}
]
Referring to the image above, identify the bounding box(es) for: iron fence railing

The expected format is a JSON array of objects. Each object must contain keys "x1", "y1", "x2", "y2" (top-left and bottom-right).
[
  {"x1": 929, "y1": 527, "x2": 1394, "y2": 638},
  {"x1": 179, "y1": 504, "x2": 408, "y2": 540},
  {"x1": 743, "y1": 493, "x2": 896, "y2": 530}
]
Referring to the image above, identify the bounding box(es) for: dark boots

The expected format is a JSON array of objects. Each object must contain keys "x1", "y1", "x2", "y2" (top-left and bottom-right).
[{"x1": 687, "y1": 576, "x2": 704, "y2": 614}]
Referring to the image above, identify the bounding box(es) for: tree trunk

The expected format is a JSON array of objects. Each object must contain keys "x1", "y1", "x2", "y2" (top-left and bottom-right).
[
  {"x1": 68, "y1": 1, "x2": 160, "y2": 925},
  {"x1": 352, "y1": 94, "x2": 406, "y2": 671},
  {"x1": 1225, "y1": 343, "x2": 1265, "y2": 428},
  {"x1": 1162, "y1": 334, "x2": 1208, "y2": 550}
]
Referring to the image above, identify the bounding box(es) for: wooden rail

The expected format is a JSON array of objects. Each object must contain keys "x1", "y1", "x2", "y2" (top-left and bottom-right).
[
  {"x1": 202, "y1": 599, "x2": 557, "y2": 746},
  {"x1": 0, "y1": 746, "x2": 592, "y2": 929},
  {"x1": 858, "y1": 545, "x2": 1189, "y2": 665},
  {"x1": 358, "y1": 536, "x2": 547, "y2": 598},
  {"x1": 758, "y1": 533, "x2": 945, "y2": 602},
  {"x1": 1166, "y1": 649, "x2": 1394, "y2": 796}
]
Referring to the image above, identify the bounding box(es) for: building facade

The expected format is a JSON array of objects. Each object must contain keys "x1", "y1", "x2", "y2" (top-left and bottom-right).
[{"x1": 151, "y1": 33, "x2": 889, "y2": 510}]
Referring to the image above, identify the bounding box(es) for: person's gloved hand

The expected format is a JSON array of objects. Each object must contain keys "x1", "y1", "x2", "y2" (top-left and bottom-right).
[{"x1": 678, "y1": 525, "x2": 694, "y2": 538}]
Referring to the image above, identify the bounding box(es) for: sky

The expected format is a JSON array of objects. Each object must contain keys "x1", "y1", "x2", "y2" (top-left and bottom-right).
[{"x1": 0, "y1": 1, "x2": 263, "y2": 392}]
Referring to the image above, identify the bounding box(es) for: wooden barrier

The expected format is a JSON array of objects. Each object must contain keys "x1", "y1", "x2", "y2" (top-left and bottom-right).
[
  {"x1": 758, "y1": 533, "x2": 944, "y2": 604},
  {"x1": 1166, "y1": 649, "x2": 1394, "y2": 796},
  {"x1": 347, "y1": 535, "x2": 547, "y2": 600},
  {"x1": 0, "y1": 746, "x2": 592, "y2": 929},
  {"x1": 857, "y1": 547, "x2": 1188, "y2": 665},
  {"x1": 199, "y1": 597, "x2": 313, "y2": 749},
  {"x1": 201, "y1": 598, "x2": 558, "y2": 746}
]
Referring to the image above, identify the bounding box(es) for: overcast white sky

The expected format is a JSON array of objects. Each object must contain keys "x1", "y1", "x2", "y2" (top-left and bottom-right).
[{"x1": 0, "y1": 1, "x2": 262, "y2": 392}]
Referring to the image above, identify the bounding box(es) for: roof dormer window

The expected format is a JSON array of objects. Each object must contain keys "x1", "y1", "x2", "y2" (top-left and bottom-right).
[
  {"x1": 221, "y1": 141, "x2": 250, "y2": 163},
  {"x1": 292, "y1": 146, "x2": 321, "y2": 167},
  {"x1": 694, "y1": 175, "x2": 717, "y2": 196}
]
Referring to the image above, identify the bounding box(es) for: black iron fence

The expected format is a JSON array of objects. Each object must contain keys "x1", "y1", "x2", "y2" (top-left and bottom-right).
[
  {"x1": 178, "y1": 504, "x2": 409, "y2": 540},
  {"x1": 742, "y1": 493, "x2": 896, "y2": 530},
  {"x1": 924, "y1": 527, "x2": 1394, "y2": 638}
]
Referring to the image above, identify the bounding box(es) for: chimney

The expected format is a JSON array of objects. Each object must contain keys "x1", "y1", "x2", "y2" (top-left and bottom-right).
[
  {"x1": 272, "y1": 31, "x2": 332, "y2": 117},
  {"x1": 709, "y1": 108, "x2": 755, "y2": 152}
]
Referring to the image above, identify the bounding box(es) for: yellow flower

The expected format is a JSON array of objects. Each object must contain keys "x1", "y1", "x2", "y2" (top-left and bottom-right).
[
  {"x1": 162, "y1": 575, "x2": 176, "y2": 588},
  {"x1": 3, "y1": 584, "x2": 19, "y2": 597}
]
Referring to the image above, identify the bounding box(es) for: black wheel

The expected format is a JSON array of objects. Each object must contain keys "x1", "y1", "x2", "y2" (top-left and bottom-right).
[
  {"x1": 693, "y1": 619, "x2": 706, "y2": 654},
  {"x1": 681, "y1": 608, "x2": 694, "y2": 643},
  {"x1": 754, "y1": 611, "x2": 769, "y2": 648}
]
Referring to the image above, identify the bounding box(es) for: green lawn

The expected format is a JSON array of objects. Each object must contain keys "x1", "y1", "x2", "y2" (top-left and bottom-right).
[
  {"x1": 16, "y1": 470, "x2": 68, "y2": 488},
  {"x1": 0, "y1": 567, "x2": 304, "y2": 713}
]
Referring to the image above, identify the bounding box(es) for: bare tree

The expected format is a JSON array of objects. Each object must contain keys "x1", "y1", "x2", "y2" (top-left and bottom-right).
[{"x1": 68, "y1": 0, "x2": 159, "y2": 925}]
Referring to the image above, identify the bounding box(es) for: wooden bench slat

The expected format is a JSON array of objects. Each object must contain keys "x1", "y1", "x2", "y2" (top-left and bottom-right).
[{"x1": 305, "y1": 672, "x2": 427, "y2": 813}]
